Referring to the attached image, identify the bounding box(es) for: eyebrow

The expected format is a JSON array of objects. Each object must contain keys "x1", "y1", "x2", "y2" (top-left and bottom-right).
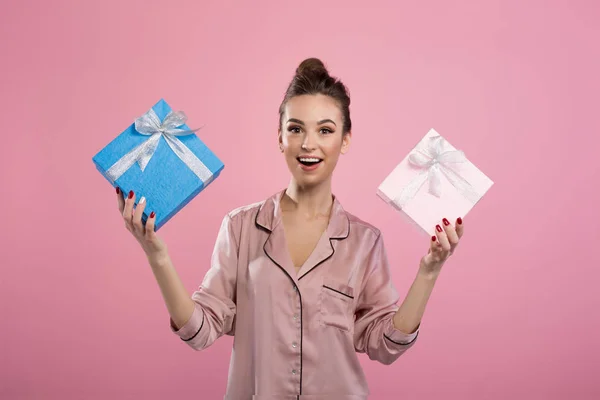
[{"x1": 287, "y1": 118, "x2": 337, "y2": 126}]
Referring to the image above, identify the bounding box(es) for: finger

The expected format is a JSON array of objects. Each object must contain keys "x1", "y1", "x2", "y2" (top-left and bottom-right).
[
  {"x1": 455, "y1": 217, "x2": 464, "y2": 239},
  {"x1": 442, "y1": 218, "x2": 459, "y2": 245},
  {"x1": 435, "y1": 223, "x2": 451, "y2": 252},
  {"x1": 122, "y1": 190, "x2": 135, "y2": 228},
  {"x1": 116, "y1": 187, "x2": 125, "y2": 213},
  {"x1": 145, "y1": 211, "x2": 157, "y2": 240},
  {"x1": 430, "y1": 234, "x2": 441, "y2": 253},
  {"x1": 132, "y1": 196, "x2": 147, "y2": 234}
]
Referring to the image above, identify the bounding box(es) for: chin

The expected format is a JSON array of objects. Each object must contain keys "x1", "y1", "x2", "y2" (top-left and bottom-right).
[{"x1": 285, "y1": 158, "x2": 333, "y2": 187}]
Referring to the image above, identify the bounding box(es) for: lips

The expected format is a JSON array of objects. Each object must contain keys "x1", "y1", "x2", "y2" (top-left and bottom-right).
[
  {"x1": 297, "y1": 157, "x2": 323, "y2": 166},
  {"x1": 297, "y1": 156, "x2": 323, "y2": 172}
]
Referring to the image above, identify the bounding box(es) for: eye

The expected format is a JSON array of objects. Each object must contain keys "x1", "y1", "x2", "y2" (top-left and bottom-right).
[
  {"x1": 320, "y1": 128, "x2": 334, "y2": 134},
  {"x1": 288, "y1": 126, "x2": 301, "y2": 134}
]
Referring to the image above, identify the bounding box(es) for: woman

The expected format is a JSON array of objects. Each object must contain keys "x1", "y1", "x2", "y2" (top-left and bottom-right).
[{"x1": 116, "y1": 58, "x2": 464, "y2": 399}]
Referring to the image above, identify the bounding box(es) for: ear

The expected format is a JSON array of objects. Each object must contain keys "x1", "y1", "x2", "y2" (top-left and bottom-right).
[
  {"x1": 278, "y1": 129, "x2": 284, "y2": 152},
  {"x1": 340, "y1": 131, "x2": 351, "y2": 154}
]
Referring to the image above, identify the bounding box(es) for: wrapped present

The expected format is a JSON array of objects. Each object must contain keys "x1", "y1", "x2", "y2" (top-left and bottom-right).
[
  {"x1": 92, "y1": 99, "x2": 224, "y2": 231},
  {"x1": 377, "y1": 128, "x2": 493, "y2": 236}
]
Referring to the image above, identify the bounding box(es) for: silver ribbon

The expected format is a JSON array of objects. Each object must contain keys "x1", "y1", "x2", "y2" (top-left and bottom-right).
[
  {"x1": 393, "y1": 135, "x2": 480, "y2": 209},
  {"x1": 105, "y1": 108, "x2": 213, "y2": 185}
]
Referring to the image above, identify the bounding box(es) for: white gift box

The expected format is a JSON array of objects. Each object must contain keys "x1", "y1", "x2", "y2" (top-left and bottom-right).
[{"x1": 377, "y1": 128, "x2": 494, "y2": 236}]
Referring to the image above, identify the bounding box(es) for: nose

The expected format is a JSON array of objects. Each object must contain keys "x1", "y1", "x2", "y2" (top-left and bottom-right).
[{"x1": 301, "y1": 132, "x2": 317, "y2": 151}]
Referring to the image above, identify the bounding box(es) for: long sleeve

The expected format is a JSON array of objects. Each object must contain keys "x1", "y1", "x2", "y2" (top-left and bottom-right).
[
  {"x1": 170, "y1": 213, "x2": 240, "y2": 351},
  {"x1": 353, "y1": 231, "x2": 419, "y2": 365}
]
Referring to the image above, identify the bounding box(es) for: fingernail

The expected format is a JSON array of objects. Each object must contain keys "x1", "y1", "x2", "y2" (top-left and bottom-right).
[
  {"x1": 128, "y1": 190, "x2": 134, "y2": 199},
  {"x1": 116, "y1": 187, "x2": 120, "y2": 194},
  {"x1": 436, "y1": 225, "x2": 443, "y2": 232},
  {"x1": 149, "y1": 211, "x2": 155, "y2": 218},
  {"x1": 443, "y1": 218, "x2": 449, "y2": 226},
  {"x1": 431, "y1": 235, "x2": 436, "y2": 241},
  {"x1": 139, "y1": 196, "x2": 146, "y2": 204},
  {"x1": 457, "y1": 217, "x2": 462, "y2": 225}
]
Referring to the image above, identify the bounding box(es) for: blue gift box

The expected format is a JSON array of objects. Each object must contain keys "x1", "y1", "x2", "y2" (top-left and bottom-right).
[{"x1": 92, "y1": 99, "x2": 224, "y2": 231}]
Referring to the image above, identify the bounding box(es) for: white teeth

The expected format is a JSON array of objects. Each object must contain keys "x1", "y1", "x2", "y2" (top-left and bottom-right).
[{"x1": 299, "y1": 158, "x2": 321, "y2": 162}]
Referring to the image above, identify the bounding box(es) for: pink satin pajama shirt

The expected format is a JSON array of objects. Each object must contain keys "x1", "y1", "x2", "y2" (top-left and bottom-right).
[{"x1": 170, "y1": 190, "x2": 420, "y2": 400}]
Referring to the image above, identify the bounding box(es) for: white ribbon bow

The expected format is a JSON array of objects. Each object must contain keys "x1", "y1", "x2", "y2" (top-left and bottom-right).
[
  {"x1": 105, "y1": 109, "x2": 213, "y2": 185},
  {"x1": 393, "y1": 135, "x2": 480, "y2": 209}
]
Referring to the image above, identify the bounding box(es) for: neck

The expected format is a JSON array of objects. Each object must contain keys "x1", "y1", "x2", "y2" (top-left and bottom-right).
[{"x1": 282, "y1": 178, "x2": 333, "y2": 219}]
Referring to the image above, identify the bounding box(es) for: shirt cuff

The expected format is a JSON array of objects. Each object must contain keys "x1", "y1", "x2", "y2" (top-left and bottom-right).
[
  {"x1": 170, "y1": 304, "x2": 205, "y2": 342},
  {"x1": 383, "y1": 318, "x2": 420, "y2": 345}
]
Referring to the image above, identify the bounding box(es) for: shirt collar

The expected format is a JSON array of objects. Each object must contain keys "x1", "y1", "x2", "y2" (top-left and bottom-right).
[{"x1": 255, "y1": 189, "x2": 350, "y2": 240}]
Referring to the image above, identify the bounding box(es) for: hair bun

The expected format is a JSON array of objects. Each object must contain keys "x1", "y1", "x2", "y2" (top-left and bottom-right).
[
  {"x1": 280, "y1": 57, "x2": 352, "y2": 134},
  {"x1": 296, "y1": 57, "x2": 329, "y2": 77}
]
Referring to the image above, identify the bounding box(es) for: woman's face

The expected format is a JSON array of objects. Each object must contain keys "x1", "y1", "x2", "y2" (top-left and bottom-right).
[{"x1": 278, "y1": 94, "x2": 351, "y2": 188}]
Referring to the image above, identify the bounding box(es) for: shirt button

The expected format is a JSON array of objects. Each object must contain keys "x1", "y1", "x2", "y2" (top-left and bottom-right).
[
  {"x1": 292, "y1": 369, "x2": 297, "y2": 375},
  {"x1": 293, "y1": 313, "x2": 299, "y2": 320},
  {"x1": 292, "y1": 342, "x2": 298, "y2": 348},
  {"x1": 293, "y1": 285, "x2": 298, "y2": 292}
]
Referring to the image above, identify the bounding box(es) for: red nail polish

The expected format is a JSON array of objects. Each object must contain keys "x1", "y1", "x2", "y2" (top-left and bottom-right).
[
  {"x1": 436, "y1": 224, "x2": 443, "y2": 232},
  {"x1": 443, "y1": 218, "x2": 449, "y2": 226},
  {"x1": 431, "y1": 235, "x2": 436, "y2": 241},
  {"x1": 116, "y1": 187, "x2": 120, "y2": 194},
  {"x1": 128, "y1": 190, "x2": 134, "y2": 199},
  {"x1": 150, "y1": 211, "x2": 155, "y2": 218},
  {"x1": 457, "y1": 217, "x2": 462, "y2": 225}
]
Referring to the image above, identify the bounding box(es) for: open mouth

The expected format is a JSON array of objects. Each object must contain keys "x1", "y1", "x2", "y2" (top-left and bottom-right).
[{"x1": 297, "y1": 157, "x2": 323, "y2": 167}]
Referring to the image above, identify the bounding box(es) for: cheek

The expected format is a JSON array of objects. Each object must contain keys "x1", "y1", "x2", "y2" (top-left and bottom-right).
[
  {"x1": 282, "y1": 143, "x2": 298, "y2": 160},
  {"x1": 322, "y1": 140, "x2": 343, "y2": 156},
  {"x1": 282, "y1": 133, "x2": 299, "y2": 147}
]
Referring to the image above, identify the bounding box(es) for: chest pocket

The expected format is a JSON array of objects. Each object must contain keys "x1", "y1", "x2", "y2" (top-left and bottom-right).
[{"x1": 318, "y1": 277, "x2": 355, "y2": 332}]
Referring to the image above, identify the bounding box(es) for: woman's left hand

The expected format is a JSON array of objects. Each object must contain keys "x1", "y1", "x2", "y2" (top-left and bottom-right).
[{"x1": 419, "y1": 217, "x2": 464, "y2": 277}]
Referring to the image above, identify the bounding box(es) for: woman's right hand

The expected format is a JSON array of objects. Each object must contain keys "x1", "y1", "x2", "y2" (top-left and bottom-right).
[{"x1": 116, "y1": 187, "x2": 169, "y2": 262}]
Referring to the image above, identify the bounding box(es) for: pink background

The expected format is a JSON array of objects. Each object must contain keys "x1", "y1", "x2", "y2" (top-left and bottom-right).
[{"x1": 1, "y1": 0, "x2": 599, "y2": 399}]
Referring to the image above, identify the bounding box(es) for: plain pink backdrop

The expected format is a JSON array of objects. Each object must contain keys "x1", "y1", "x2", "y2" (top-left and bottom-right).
[{"x1": 1, "y1": 0, "x2": 599, "y2": 399}]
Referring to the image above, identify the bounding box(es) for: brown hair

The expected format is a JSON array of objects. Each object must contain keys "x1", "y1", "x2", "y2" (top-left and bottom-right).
[{"x1": 278, "y1": 58, "x2": 352, "y2": 134}]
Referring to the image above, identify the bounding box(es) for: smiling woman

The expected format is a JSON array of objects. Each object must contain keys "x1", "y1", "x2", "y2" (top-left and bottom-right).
[
  {"x1": 277, "y1": 58, "x2": 352, "y2": 192},
  {"x1": 118, "y1": 57, "x2": 462, "y2": 400}
]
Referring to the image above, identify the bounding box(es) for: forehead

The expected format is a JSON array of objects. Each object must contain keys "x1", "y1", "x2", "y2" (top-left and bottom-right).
[{"x1": 283, "y1": 94, "x2": 342, "y2": 123}]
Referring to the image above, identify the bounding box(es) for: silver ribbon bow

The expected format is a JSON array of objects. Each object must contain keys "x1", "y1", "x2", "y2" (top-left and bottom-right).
[
  {"x1": 105, "y1": 109, "x2": 213, "y2": 185},
  {"x1": 393, "y1": 135, "x2": 480, "y2": 209}
]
